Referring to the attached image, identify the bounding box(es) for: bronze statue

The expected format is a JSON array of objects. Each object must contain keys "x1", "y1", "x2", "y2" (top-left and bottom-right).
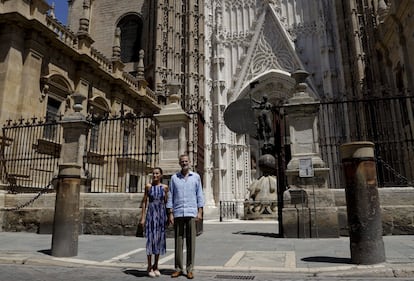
[{"x1": 251, "y1": 94, "x2": 274, "y2": 148}]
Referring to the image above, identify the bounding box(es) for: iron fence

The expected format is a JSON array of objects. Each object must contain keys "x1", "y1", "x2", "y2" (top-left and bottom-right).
[
  {"x1": 1, "y1": 96, "x2": 413, "y2": 195},
  {"x1": 219, "y1": 200, "x2": 244, "y2": 221},
  {"x1": 0, "y1": 114, "x2": 158, "y2": 193},
  {"x1": 1, "y1": 117, "x2": 62, "y2": 192},
  {"x1": 318, "y1": 95, "x2": 414, "y2": 188},
  {"x1": 85, "y1": 114, "x2": 158, "y2": 193}
]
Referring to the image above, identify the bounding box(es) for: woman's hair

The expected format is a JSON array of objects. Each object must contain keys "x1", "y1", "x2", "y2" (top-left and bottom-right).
[{"x1": 153, "y1": 166, "x2": 163, "y2": 175}]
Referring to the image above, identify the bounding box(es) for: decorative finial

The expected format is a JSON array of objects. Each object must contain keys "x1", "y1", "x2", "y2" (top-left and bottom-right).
[
  {"x1": 167, "y1": 84, "x2": 181, "y2": 104},
  {"x1": 50, "y1": 2, "x2": 56, "y2": 19},
  {"x1": 136, "y1": 50, "x2": 145, "y2": 79},
  {"x1": 72, "y1": 92, "x2": 86, "y2": 113},
  {"x1": 291, "y1": 69, "x2": 309, "y2": 94},
  {"x1": 78, "y1": 0, "x2": 91, "y2": 33}
]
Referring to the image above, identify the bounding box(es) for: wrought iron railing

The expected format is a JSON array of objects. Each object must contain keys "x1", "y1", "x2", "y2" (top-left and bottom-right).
[
  {"x1": 318, "y1": 96, "x2": 414, "y2": 188},
  {"x1": 219, "y1": 201, "x2": 243, "y2": 221},
  {"x1": 1, "y1": 114, "x2": 158, "y2": 194}
]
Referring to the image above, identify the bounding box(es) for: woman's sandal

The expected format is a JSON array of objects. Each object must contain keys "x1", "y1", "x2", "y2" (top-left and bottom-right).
[
  {"x1": 152, "y1": 266, "x2": 161, "y2": 277},
  {"x1": 148, "y1": 267, "x2": 156, "y2": 278},
  {"x1": 154, "y1": 269, "x2": 161, "y2": 277}
]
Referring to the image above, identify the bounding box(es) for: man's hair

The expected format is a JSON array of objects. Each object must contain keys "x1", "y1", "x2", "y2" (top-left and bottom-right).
[{"x1": 179, "y1": 154, "x2": 189, "y2": 160}]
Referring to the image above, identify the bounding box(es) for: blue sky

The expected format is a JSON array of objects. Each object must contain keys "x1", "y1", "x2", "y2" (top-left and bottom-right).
[{"x1": 46, "y1": 1, "x2": 68, "y2": 24}]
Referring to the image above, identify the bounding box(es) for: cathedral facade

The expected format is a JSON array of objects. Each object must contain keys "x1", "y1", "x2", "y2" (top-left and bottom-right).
[
  {"x1": 1, "y1": 0, "x2": 413, "y2": 219},
  {"x1": 63, "y1": 0, "x2": 348, "y2": 212}
]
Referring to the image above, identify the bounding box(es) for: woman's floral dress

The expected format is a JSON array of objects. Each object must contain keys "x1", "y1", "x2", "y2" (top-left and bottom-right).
[{"x1": 145, "y1": 184, "x2": 166, "y2": 255}]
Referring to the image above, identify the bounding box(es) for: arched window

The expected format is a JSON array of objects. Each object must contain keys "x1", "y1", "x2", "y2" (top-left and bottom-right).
[
  {"x1": 42, "y1": 75, "x2": 71, "y2": 140},
  {"x1": 117, "y1": 14, "x2": 143, "y2": 63}
]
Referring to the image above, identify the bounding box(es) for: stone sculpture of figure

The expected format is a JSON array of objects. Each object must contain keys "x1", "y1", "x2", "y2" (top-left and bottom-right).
[
  {"x1": 248, "y1": 154, "x2": 277, "y2": 201},
  {"x1": 251, "y1": 94, "x2": 274, "y2": 146},
  {"x1": 248, "y1": 175, "x2": 277, "y2": 201},
  {"x1": 244, "y1": 154, "x2": 278, "y2": 219}
]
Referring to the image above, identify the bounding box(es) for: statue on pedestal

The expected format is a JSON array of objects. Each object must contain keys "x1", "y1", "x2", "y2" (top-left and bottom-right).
[{"x1": 252, "y1": 95, "x2": 273, "y2": 144}]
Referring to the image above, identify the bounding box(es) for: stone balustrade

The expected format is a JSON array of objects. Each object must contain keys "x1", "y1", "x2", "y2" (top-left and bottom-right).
[
  {"x1": 90, "y1": 47, "x2": 113, "y2": 72},
  {"x1": 43, "y1": 14, "x2": 157, "y2": 104},
  {"x1": 46, "y1": 16, "x2": 77, "y2": 49},
  {"x1": 122, "y1": 72, "x2": 157, "y2": 102}
]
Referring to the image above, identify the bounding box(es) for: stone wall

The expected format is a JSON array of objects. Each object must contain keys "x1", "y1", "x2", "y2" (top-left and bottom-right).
[
  {"x1": 281, "y1": 186, "x2": 414, "y2": 237},
  {"x1": 1, "y1": 193, "x2": 144, "y2": 236},
  {"x1": 1, "y1": 187, "x2": 413, "y2": 236},
  {"x1": 333, "y1": 187, "x2": 414, "y2": 236}
]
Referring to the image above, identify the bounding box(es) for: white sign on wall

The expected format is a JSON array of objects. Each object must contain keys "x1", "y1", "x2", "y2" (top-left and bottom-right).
[{"x1": 299, "y1": 158, "x2": 314, "y2": 177}]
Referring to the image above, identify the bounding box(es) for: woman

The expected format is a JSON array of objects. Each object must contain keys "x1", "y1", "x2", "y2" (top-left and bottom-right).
[{"x1": 140, "y1": 167, "x2": 168, "y2": 277}]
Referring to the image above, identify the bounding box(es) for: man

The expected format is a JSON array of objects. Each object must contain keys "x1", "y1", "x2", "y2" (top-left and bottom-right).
[{"x1": 167, "y1": 154, "x2": 204, "y2": 279}]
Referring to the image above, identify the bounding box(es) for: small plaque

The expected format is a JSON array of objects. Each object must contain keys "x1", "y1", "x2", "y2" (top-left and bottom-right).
[{"x1": 299, "y1": 158, "x2": 314, "y2": 177}]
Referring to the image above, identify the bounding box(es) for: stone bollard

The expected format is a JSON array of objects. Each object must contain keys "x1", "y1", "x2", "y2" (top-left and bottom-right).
[
  {"x1": 340, "y1": 141, "x2": 385, "y2": 264},
  {"x1": 51, "y1": 164, "x2": 81, "y2": 257}
]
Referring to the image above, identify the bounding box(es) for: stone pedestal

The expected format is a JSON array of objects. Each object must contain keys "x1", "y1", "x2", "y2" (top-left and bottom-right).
[
  {"x1": 283, "y1": 167, "x2": 339, "y2": 238},
  {"x1": 244, "y1": 200, "x2": 278, "y2": 220},
  {"x1": 282, "y1": 70, "x2": 339, "y2": 238}
]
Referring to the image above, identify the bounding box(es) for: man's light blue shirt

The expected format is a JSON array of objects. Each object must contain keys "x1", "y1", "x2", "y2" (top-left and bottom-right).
[{"x1": 167, "y1": 171, "x2": 204, "y2": 218}]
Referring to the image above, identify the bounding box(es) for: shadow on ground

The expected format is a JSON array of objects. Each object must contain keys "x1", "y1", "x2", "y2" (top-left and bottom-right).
[
  {"x1": 124, "y1": 269, "x2": 175, "y2": 278},
  {"x1": 301, "y1": 256, "x2": 352, "y2": 264},
  {"x1": 38, "y1": 249, "x2": 52, "y2": 256},
  {"x1": 233, "y1": 231, "x2": 279, "y2": 238}
]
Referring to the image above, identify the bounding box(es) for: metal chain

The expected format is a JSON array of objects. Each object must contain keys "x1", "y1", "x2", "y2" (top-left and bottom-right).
[
  {"x1": 377, "y1": 158, "x2": 412, "y2": 185},
  {"x1": 0, "y1": 132, "x2": 54, "y2": 211},
  {"x1": 3, "y1": 182, "x2": 53, "y2": 212}
]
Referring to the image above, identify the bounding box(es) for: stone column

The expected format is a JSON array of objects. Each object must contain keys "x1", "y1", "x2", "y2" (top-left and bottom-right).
[
  {"x1": 154, "y1": 84, "x2": 189, "y2": 176},
  {"x1": 340, "y1": 141, "x2": 385, "y2": 264},
  {"x1": 283, "y1": 70, "x2": 338, "y2": 238},
  {"x1": 51, "y1": 93, "x2": 91, "y2": 257}
]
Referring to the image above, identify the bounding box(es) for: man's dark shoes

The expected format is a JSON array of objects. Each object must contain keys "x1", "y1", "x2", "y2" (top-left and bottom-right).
[
  {"x1": 171, "y1": 271, "x2": 182, "y2": 278},
  {"x1": 187, "y1": 272, "x2": 194, "y2": 279}
]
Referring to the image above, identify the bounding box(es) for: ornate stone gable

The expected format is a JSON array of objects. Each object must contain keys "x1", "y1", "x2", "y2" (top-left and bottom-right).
[
  {"x1": 250, "y1": 12, "x2": 299, "y2": 79},
  {"x1": 232, "y1": 5, "x2": 303, "y2": 98}
]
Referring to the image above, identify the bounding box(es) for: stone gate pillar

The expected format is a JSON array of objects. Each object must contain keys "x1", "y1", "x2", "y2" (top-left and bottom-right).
[
  {"x1": 154, "y1": 86, "x2": 207, "y2": 232},
  {"x1": 51, "y1": 93, "x2": 91, "y2": 257},
  {"x1": 282, "y1": 70, "x2": 339, "y2": 238},
  {"x1": 154, "y1": 85, "x2": 190, "y2": 176}
]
